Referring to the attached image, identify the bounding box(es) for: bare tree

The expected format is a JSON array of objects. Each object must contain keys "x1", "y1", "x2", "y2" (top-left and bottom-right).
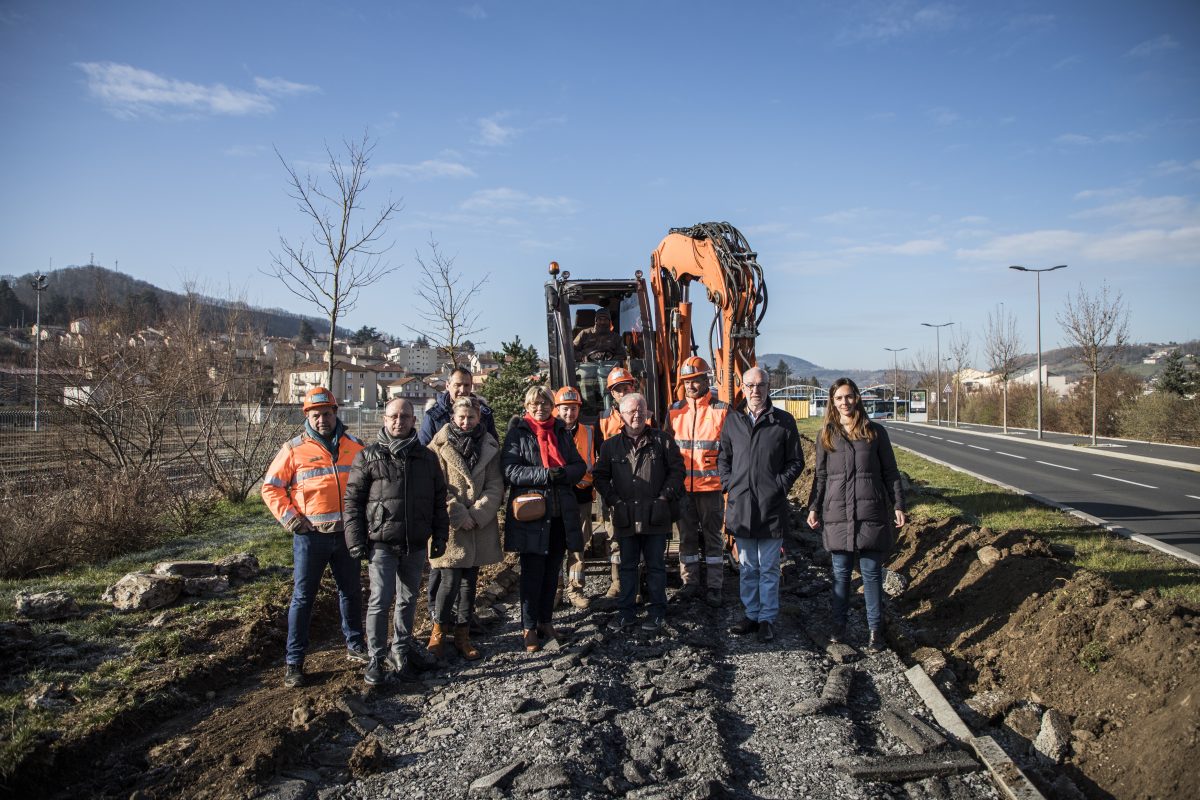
[
  {"x1": 267, "y1": 133, "x2": 401, "y2": 386},
  {"x1": 406, "y1": 234, "x2": 488, "y2": 368},
  {"x1": 947, "y1": 329, "x2": 972, "y2": 427},
  {"x1": 1058, "y1": 281, "x2": 1130, "y2": 445},
  {"x1": 906, "y1": 349, "x2": 937, "y2": 418},
  {"x1": 983, "y1": 304, "x2": 1023, "y2": 433}
]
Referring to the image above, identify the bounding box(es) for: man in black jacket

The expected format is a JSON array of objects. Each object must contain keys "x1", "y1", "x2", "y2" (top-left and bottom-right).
[
  {"x1": 593, "y1": 393, "x2": 685, "y2": 633},
  {"x1": 418, "y1": 366, "x2": 497, "y2": 445},
  {"x1": 344, "y1": 398, "x2": 450, "y2": 685},
  {"x1": 718, "y1": 367, "x2": 804, "y2": 643}
]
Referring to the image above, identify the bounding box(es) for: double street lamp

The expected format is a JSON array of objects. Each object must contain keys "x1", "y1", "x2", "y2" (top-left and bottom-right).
[
  {"x1": 884, "y1": 346, "x2": 907, "y2": 420},
  {"x1": 921, "y1": 322, "x2": 954, "y2": 426},
  {"x1": 1009, "y1": 264, "x2": 1067, "y2": 440}
]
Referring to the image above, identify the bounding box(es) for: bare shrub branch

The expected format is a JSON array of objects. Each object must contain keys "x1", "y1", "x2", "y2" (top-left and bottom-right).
[{"x1": 405, "y1": 234, "x2": 488, "y2": 368}]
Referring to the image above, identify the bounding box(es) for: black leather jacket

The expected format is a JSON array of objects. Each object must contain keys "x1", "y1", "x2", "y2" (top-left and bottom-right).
[{"x1": 343, "y1": 435, "x2": 449, "y2": 556}]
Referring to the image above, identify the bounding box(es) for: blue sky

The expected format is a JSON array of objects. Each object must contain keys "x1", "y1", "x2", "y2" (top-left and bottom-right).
[{"x1": 1, "y1": 1, "x2": 1197, "y2": 370}]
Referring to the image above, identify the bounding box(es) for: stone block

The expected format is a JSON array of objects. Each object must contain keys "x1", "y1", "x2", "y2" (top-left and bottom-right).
[
  {"x1": 153, "y1": 560, "x2": 220, "y2": 578},
  {"x1": 102, "y1": 572, "x2": 182, "y2": 612},
  {"x1": 14, "y1": 590, "x2": 79, "y2": 620}
]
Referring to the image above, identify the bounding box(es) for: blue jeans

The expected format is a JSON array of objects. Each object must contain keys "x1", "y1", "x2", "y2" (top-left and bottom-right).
[
  {"x1": 830, "y1": 550, "x2": 885, "y2": 632},
  {"x1": 366, "y1": 545, "x2": 427, "y2": 660},
  {"x1": 618, "y1": 533, "x2": 668, "y2": 623},
  {"x1": 736, "y1": 537, "x2": 783, "y2": 624},
  {"x1": 286, "y1": 531, "x2": 365, "y2": 665}
]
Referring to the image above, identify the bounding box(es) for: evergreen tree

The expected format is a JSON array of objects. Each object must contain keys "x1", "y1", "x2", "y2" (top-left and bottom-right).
[
  {"x1": 296, "y1": 319, "x2": 315, "y2": 344},
  {"x1": 1157, "y1": 350, "x2": 1193, "y2": 396},
  {"x1": 0, "y1": 279, "x2": 28, "y2": 328},
  {"x1": 479, "y1": 335, "x2": 542, "y2": 440},
  {"x1": 350, "y1": 325, "x2": 381, "y2": 346}
]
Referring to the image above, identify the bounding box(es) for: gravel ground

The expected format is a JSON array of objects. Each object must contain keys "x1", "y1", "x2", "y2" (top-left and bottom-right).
[{"x1": 260, "y1": 536, "x2": 1001, "y2": 800}]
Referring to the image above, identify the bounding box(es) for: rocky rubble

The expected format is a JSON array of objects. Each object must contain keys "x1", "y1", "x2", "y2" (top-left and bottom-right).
[{"x1": 254, "y1": 533, "x2": 1001, "y2": 800}]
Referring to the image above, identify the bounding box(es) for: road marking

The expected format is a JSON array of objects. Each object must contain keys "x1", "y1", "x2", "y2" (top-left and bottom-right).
[
  {"x1": 930, "y1": 436, "x2": 944, "y2": 440},
  {"x1": 913, "y1": 432, "x2": 927, "y2": 437},
  {"x1": 1094, "y1": 474, "x2": 1158, "y2": 490},
  {"x1": 996, "y1": 451, "x2": 1026, "y2": 459},
  {"x1": 967, "y1": 444, "x2": 989, "y2": 451},
  {"x1": 1188, "y1": 495, "x2": 1200, "y2": 501},
  {"x1": 1037, "y1": 460, "x2": 1078, "y2": 471},
  {"x1": 947, "y1": 440, "x2": 964, "y2": 445}
]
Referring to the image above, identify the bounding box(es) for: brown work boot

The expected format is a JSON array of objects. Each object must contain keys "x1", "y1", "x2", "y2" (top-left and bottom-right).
[
  {"x1": 538, "y1": 622, "x2": 563, "y2": 643},
  {"x1": 604, "y1": 563, "x2": 621, "y2": 599},
  {"x1": 454, "y1": 624, "x2": 481, "y2": 661},
  {"x1": 523, "y1": 628, "x2": 540, "y2": 653},
  {"x1": 426, "y1": 623, "x2": 446, "y2": 658},
  {"x1": 565, "y1": 588, "x2": 591, "y2": 609}
]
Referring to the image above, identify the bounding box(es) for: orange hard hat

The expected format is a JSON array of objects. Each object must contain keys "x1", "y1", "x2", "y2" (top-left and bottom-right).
[
  {"x1": 554, "y1": 386, "x2": 582, "y2": 406},
  {"x1": 302, "y1": 386, "x2": 337, "y2": 412},
  {"x1": 606, "y1": 368, "x2": 636, "y2": 392},
  {"x1": 678, "y1": 355, "x2": 710, "y2": 381}
]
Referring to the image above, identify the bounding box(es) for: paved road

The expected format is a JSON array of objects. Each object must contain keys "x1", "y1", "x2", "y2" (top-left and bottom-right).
[
  {"x1": 885, "y1": 421, "x2": 1200, "y2": 563},
  {"x1": 920, "y1": 420, "x2": 1200, "y2": 469}
]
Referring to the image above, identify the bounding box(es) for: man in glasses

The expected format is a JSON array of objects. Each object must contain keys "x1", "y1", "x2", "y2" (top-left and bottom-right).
[{"x1": 719, "y1": 367, "x2": 804, "y2": 643}]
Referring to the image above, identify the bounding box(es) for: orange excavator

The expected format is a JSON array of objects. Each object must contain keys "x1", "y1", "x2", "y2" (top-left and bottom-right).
[{"x1": 544, "y1": 221, "x2": 767, "y2": 429}]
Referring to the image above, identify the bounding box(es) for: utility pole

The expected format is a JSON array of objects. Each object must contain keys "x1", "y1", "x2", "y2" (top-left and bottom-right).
[
  {"x1": 921, "y1": 322, "x2": 954, "y2": 426},
  {"x1": 30, "y1": 272, "x2": 49, "y2": 432},
  {"x1": 1010, "y1": 265, "x2": 1067, "y2": 440},
  {"x1": 884, "y1": 346, "x2": 907, "y2": 420}
]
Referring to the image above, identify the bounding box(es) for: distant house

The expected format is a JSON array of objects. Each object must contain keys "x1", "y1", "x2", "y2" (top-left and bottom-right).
[
  {"x1": 1143, "y1": 348, "x2": 1176, "y2": 365},
  {"x1": 387, "y1": 376, "x2": 437, "y2": 404},
  {"x1": 280, "y1": 360, "x2": 381, "y2": 407}
]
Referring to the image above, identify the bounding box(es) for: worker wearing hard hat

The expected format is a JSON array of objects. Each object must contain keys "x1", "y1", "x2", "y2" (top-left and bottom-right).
[
  {"x1": 552, "y1": 386, "x2": 602, "y2": 609},
  {"x1": 573, "y1": 307, "x2": 624, "y2": 363},
  {"x1": 668, "y1": 356, "x2": 730, "y2": 609},
  {"x1": 600, "y1": 367, "x2": 653, "y2": 440}
]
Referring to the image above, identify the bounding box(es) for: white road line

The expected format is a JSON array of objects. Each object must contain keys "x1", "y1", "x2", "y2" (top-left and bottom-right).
[
  {"x1": 930, "y1": 436, "x2": 944, "y2": 440},
  {"x1": 996, "y1": 451, "x2": 1026, "y2": 459},
  {"x1": 947, "y1": 440, "x2": 964, "y2": 445},
  {"x1": 1094, "y1": 474, "x2": 1158, "y2": 490},
  {"x1": 968, "y1": 444, "x2": 989, "y2": 451},
  {"x1": 1037, "y1": 460, "x2": 1078, "y2": 471},
  {"x1": 913, "y1": 432, "x2": 927, "y2": 437},
  {"x1": 1187, "y1": 495, "x2": 1200, "y2": 501}
]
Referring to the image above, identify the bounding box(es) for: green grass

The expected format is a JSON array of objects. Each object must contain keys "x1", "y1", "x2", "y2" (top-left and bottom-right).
[{"x1": 796, "y1": 416, "x2": 1200, "y2": 604}]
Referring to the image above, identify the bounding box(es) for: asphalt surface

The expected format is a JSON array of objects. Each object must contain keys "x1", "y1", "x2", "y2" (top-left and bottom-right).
[{"x1": 885, "y1": 421, "x2": 1200, "y2": 562}]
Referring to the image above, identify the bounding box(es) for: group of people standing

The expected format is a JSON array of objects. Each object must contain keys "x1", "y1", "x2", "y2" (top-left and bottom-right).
[{"x1": 262, "y1": 361, "x2": 906, "y2": 688}]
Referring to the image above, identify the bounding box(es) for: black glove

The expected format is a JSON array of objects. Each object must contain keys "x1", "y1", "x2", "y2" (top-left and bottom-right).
[
  {"x1": 348, "y1": 545, "x2": 367, "y2": 560},
  {"x1": 428, "y1": 538, "x2": 447, "y2": 559},
  {"x1": 548, "y1": 467, "x2": 567, "y2": 484}
]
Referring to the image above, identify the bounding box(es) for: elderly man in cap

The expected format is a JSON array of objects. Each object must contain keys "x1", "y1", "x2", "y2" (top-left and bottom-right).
[
  {"x1": 263, "y1": 386, "x2": 368, "y2": 688},
  {"x1": 573, "y1": 307, "x2": 625, "y2": 363}
]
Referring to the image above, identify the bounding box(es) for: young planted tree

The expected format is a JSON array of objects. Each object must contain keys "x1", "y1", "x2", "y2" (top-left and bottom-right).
[
  {"x1": 983, "y1": 304, "x2": 1023, "y2": 433},
  {"x1": 947, "y1": 329, "x2": 972, "y2": 427},
  {"x1": 406, "y1": 235, "x2": 488, "y2": 368},
  {"x1": 1058, "y1": 282, "x2": 1130, "y2": 445},
  {"x1": 266, "y1": 133, "x2": 401, "y2": 386}
]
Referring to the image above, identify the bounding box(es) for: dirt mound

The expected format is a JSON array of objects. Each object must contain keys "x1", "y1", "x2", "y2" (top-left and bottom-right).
[{"x1": 888, "y1": 518, "x2": 1200, "y2": 799}]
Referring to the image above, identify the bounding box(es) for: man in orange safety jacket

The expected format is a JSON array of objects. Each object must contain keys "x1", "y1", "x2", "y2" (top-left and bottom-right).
[
  {"x1": 668, "y1": 356, "x2": 730, "y2": 608},
  {"x1": 552, "y1": 386, "x2": 603, "y2": 608},
  {"x1": 262, "y1": 386, "x2": 367, "y2": 688}
]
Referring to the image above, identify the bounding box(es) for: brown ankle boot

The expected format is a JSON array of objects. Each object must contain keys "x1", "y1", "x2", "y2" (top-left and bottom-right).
[
  {"x1": 427, "y1": 623, "x2": 446, "y2": 658},
  {"x1": 454, "y1": 624, "x2": 481, "y2": 660},
  {"x1": 605, "y1": 563, "x2": 621, "y2": 599},
  {"x1": 523, "y1": 628, "x2": 540, "y2": 653},
  {"x1": 538, "y1": 622, "x2": 562, "y2": 642}
]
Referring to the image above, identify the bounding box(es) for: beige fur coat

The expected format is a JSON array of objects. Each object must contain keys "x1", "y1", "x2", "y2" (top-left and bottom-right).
[{"x1": 427, "y1": 423, "x2": 504, "y2": 569}]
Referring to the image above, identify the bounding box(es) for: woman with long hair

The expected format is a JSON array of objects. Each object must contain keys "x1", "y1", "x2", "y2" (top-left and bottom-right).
[
  {"x1": 501, "y1": 385, "x2": 586, "y2": 652},
  {"x1": 426, "y1": 397, "x2": 504, "y2": 661},
  {"x1": 806, "y1": 378, "x2": 907, "y2": 651}
]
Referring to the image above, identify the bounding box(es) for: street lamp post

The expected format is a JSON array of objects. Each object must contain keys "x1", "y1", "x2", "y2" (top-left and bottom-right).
[
  {"x1": 30, "y1": 273, "x2": 48, "y2": 432},
  {"x1": 921, "y1": 322, "x2": 954, "y2": 426},
  {"x1": 1009, "y1": 264, "x2": 1067, "y2": 440},
  {"x1": 884, "y1": 346, "x2": 907, "y2": 420}
]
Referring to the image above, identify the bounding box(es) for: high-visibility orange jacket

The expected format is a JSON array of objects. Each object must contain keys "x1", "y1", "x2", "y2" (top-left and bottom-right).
[
  {"x1": 600, "y1": 407, "x2": 655, "y2": 440},
  {"x1": 570, "y1": 422, "x2": 597, "y2": 490},
  {"x1": 262, "y1": 426, "x2": 365, "y2": 533},
  {"x1": 669, "y1": 393, "x2": 730, "y2": 493}
]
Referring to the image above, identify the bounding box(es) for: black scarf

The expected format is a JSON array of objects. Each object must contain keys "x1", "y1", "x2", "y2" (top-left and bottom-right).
[
  {"x1": 378, "y1": 427, "x2": 417, "y2": 460},
  {"x1": 446, "y1": 422, "x2": 485, "y2": 471}
]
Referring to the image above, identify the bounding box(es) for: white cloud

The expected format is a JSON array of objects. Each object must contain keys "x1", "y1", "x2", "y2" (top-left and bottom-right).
[
  {"x1": 1154, "y1": 159, "x2": 1200, "y2": 176},
  {"x1": 815, "y1": 207, "x2": 871, "y2": 224},
  {"x1": 839, "y1": 2, "x2": 959, "y2": 43},
  {"x1": 461, "y1": 187, "x2": 576, "y2": 214},
  {"x1": 254, "y1": 76, "x2": 320, "y2": 96},
  {"x1": 77, "y1": 62, "x2": 305, "y2": 117},
  {"x1": 1055, "y1": 130, "x2": 1144, "y2": 146},
  {"x1": 460, "y1": 4, "x2": 487, "y2": 20},
  {"x1": 1074, "y1": 187, "x2": 1126, "y2": 200},
  {"x1": 1003, "y1": 13, "x2": 1055, "y2": 33},
  {"x1": 374, "y1": 160, "x2": 476, "y2": 180},
  {"x1": 1127, "y1": 34, "x2": 1178, "y2": 58},
  {"x1": 1083, "y1": 227, "x2": 1200, "y2": 262},
  {"x1": 927, "y1": 107, "x2": 960, "y2": 126},
  {"x1": 955, "y1": 229, "x2": 1085, "y2": 262},
  {"x1": 957, "y1": 215, "x2": 988, "y2": 224},
  {"x1": 1052, "y1": 55, "x2": 1082, "y2": 70},
  {"x1": 475, "y1": 112, "x2": 518, "y2": 146},
  {"x1": 1071, "y1": 195, "x2": 1194, "y2": 228},
  {"x1": 844, "y1": 238, "x2": 947, "y2": 256}
]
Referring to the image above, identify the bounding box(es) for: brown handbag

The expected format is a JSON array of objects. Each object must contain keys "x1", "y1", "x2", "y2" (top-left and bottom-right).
[{"x1": 511, "y1": 492, "x2": 546, "y2": 522}]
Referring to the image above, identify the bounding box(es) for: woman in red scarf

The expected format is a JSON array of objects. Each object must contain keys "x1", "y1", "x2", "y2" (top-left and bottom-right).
[{"x1": 501, "y1": 386, "x2": 587, "y2": 652}]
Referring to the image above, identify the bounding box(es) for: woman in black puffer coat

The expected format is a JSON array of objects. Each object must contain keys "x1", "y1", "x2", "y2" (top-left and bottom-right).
[
  {"x1": 501, "y1": 385, "x2": 586, "y2": 652},
  {"x1": 807, "y1": 378, "x2": 907, "y2": 651}
]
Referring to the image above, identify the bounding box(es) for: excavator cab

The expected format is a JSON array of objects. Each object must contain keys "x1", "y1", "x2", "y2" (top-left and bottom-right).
[{"x1": 544, "y1": 266, "x2": 664, "y2": 426}]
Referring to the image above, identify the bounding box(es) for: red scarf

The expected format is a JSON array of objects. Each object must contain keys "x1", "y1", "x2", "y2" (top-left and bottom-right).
[{"x1": 525, "y1": 414, "x2": 565, "y2": 468}]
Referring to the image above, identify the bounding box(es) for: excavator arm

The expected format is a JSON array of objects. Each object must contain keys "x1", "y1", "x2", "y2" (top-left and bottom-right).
[{"x1": 650, "y1": 222, "x2": 767, "y2": 410}]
